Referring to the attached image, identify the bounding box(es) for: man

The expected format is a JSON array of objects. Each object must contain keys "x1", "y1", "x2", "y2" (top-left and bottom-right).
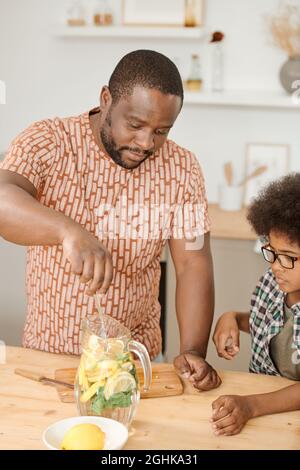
[{"x1": 0, "y1": 50, "x2": 220, "y2": 391}]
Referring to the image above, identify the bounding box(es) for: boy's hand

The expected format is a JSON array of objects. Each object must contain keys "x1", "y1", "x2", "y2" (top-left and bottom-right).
[
  {"x1": 210, "y1": 395, "x2": 254, "y2": 436},
  {"x1": 174, "y1": 351, "x2": 221, "y2": 391},
  {"x1": 213, "y1": 312, "x2": 240, "y2": 360}
]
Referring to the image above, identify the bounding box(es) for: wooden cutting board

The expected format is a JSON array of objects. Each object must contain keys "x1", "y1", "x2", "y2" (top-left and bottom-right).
[{"x1": 55, "y1": 363, "x2": 183, "y2": 403}]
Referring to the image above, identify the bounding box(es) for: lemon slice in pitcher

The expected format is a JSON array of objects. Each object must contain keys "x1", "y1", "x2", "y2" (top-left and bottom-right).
[
  {"x1": 106, "y1": 339, "x2": 124, "y2": 356},
  {"x1": 104, "y1": 371, "x2": 137, "y2": 400}
]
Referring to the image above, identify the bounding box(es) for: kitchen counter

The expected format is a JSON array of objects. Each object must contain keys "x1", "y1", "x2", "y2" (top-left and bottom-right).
[
  {"x1": 1, "y1": 347, "x2": 299, "y2": 450},
  {"x1": 209, "y1": 204, "x2": 256, "y2": 241}
]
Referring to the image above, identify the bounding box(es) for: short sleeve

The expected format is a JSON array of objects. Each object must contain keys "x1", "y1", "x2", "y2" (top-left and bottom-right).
[
  {"x1": 0, "y1": 121, "x2": 56, "y2": 194},
  {"x1": 170, "y1": 155, "x2": 211, "y2": 239}
]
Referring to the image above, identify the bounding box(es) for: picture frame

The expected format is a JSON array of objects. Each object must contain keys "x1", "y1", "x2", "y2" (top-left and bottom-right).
[
  {"x1": 122, "y1": 0, "x2": 205, "y2": 27},
  {"x1": 244, "y1": 143, "x2": 290, "y2": 206}
]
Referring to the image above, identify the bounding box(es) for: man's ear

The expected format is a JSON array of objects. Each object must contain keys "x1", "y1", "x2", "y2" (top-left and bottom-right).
[{"x1": 100, "y1": 86, "x2": 112, "y2": 110}]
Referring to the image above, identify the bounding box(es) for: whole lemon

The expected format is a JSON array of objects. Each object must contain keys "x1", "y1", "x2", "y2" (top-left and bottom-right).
[{"x1": 61, "y1": 423, "x2": 105, "y2": 450}]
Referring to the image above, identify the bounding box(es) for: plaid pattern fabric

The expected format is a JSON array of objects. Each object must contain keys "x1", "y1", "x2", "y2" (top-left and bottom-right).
[{"x1": 249, "y1": 268, "x2": 300, "y2": 375}]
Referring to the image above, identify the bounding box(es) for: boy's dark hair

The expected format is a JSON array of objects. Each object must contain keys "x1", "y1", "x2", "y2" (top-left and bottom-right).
[
  {"x1": 108, "y1": 49, "x2": 184, "y2": 104},
  {"x1": 247, "y1": 173, "x2": 300, "y2": 245}
]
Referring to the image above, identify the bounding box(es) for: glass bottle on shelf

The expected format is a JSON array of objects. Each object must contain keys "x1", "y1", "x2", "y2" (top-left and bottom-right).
[
  {"x1": 184, "y1": 0, "x2": 197, "y2": 27},
  {"x1": 94, "y1": 0, "x2": 113, "y2": 26},
  {"x1": 186, "y1": 54, "x2": 203, "y2": 92},
  {"x1": 66, "y1": 0, "x2": 86, "y2": 27},
  {"x1": 210, "y1": 31, "x2": 225, "y2": 92}
]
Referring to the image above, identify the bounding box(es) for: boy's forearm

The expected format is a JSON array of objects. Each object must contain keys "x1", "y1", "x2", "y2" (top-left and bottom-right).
[
  {"x1": 248, "y1": 383, "x2": 300, "y2": 418},
  {"x1": 0, "y1": 184, "x2": 78, "y2": 245},
  {"x1": 236, "y1": 312, "x2": 250, "y2": 333}
]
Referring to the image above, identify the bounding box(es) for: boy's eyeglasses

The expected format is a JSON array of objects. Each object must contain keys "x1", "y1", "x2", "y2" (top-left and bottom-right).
[{"x1": 261, "y1": 245, "x2": 300, "y2": 270}]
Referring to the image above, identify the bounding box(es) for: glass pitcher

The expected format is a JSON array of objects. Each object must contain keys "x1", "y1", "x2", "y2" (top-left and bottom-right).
[{"x1": 74, "y1": 314, "x2": 152, "y2": 428}]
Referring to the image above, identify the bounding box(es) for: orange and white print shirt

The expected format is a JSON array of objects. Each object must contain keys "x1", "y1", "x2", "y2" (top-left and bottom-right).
[{"x1": 0, "y1": 109, "x2": 210, "y2": 359}]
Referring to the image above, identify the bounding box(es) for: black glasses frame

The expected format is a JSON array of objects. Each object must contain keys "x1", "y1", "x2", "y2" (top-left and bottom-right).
[{"x1": 261, "y1": 245, "x2": 300, "y2": 270}]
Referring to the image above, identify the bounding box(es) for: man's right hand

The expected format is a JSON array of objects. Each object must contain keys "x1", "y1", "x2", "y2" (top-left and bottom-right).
[
  {"x1": 213, "y1": 312, "x2": 240, "y2": 360},
  {"x1": 62, "y1": 226, "x2": 113, "y2": 295},
  {"x1": 174, "y1": 352, "x2": 221, "y2": 391}
]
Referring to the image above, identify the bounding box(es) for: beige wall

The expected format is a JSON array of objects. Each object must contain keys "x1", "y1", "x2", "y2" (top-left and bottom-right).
[{"x1": 165, "y1": 238, "x2": 266, "y2": 372}]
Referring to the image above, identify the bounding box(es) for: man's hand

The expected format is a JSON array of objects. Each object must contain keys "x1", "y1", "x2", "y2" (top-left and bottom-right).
[
  {"x1": 174, "y1": 351, "x2": 221, "y2": 391},
  {"x1": 213, "y1": 312, "x2": 240, "y2": 360},
  {"x1": 62, "y1": 226, "x2": 113, "y2": 295},
  {"x1": 211, "y1": 395, "x2": 254, "y2": 436}
]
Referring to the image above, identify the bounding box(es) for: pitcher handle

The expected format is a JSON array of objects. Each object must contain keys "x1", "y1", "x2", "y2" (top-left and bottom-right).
[{"x1": 129, "y1": 340, "x2": 152, "y2": 391}]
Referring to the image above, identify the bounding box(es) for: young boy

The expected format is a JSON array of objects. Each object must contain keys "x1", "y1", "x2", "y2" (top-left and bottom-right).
[{"x1": 211, "y1": 173, "x2": 300, "y2": 436}]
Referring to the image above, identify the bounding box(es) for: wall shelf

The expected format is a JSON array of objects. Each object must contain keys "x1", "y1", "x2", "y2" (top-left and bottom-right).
[
  {"x1": 184, "y1": 90, "x2": 300, "y2": 110},
  {"x1": 54, "y1": 25, "x2": 206, "y2": 39},
  {"x1": 54, "y1": 26, "x2": 299, "y2": 111}
]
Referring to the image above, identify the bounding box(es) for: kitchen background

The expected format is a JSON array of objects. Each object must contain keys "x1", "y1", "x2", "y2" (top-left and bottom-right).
[{"x1": 0, "y1": 0, "x2": 299, "y2": 370}]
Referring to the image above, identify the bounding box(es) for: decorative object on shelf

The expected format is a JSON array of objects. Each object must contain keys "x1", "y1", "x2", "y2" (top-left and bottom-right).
[
  {"x1": 219, "y1": 162, "x2": 268, "y2": 211},
  {"x1": 219, "y1": 185, "x2": 244, "y2": 212},
  {"x1": 66, "y1": 0, "x2": 86, "y2": 26},
  {"x1": 210, "y1": 31, "x2": 225, "y2": 92},
  {"x1": 280, "y1": 55, "x2": 300, "y2": 94},
  {"x1": 93, "y1": 0, "x2": 113, "y2": 26},
  {"x1": 223, "y1": 161, "x2": 233, "y2": 186},
  {"x1": 244, "y1": 143, "x2": 290, "y2": 206},
  {"x1": 218, "y1": 162, "x2": 244, "y2": 211},
  {"x1": 122, "y1": 0, "x2": 204, "y2": 27},
  {"x1": 184, "y1": 0, "x2": 205, "y2": 27},
  {"x1": 269, "y1": 3, "x2": 300, "y2": 94},
  {"x1": 239, "y1": 165, "x2": 268, "y2": 188},
  {"x1": 185, "y1": 54, "x2": 203, "y2": 92}
]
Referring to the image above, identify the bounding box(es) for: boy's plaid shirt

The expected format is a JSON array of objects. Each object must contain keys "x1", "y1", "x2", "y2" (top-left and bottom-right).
[{"x1": 249, "y1": 268, "x2": 300, "y2": 375}]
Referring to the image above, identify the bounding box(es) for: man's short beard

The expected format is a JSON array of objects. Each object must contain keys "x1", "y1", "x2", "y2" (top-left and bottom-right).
[
  {"x1": 100, "y1": 125, "x2": 126, "y2": 168},
  {"x1": 100, "y1": 114, "x2": 153, "y2": 170}
]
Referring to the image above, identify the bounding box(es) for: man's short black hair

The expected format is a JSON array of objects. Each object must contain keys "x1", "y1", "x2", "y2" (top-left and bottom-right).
[
  {"x1": 108, "y1": 49, "x2": 184, "y2": 104},
  {"x1": 247, "y1": 173, "x2": 300, "y2": 245}
]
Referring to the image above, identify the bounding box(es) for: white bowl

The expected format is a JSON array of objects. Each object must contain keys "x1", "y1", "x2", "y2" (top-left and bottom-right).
[{"x1": 42, "y1": 416, "x2": 128, "y2": 450}]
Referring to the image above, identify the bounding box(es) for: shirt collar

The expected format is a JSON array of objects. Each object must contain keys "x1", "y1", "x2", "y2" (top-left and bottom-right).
[{"x1": 266, "y1": 269, "x2": 300, "y2": 317}]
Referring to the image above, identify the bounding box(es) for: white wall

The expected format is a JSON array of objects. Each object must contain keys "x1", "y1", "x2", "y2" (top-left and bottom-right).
[
  {"x1": 0, "y1": 0, "x2": 299, "y2": 360},
  {"x1": 1, "y1": 0, "x2": 299, "y2": 199}
]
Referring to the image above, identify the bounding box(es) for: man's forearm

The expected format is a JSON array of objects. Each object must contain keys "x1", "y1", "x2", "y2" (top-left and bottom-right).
[
  {"x1": 0, "y1": 184, "x2": 77, "y2": 245},
  {"x1": 176, "y1": 257, "x2": 214, "y2": 357},
  {"x1": 248, "y1": 383, "x2": 300, "y2": 418}
]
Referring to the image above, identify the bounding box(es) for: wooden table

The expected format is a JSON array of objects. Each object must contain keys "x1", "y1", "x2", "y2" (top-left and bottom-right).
[{"x1": 1, "y1": 347, "x2": 300, "y2": 450}]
